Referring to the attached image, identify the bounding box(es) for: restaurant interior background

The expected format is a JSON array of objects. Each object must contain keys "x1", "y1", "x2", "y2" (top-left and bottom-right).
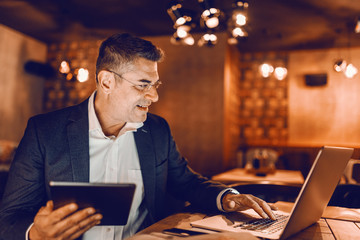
[{"x1": 1, "y1": 0, "x2": 360, "y2": 178}]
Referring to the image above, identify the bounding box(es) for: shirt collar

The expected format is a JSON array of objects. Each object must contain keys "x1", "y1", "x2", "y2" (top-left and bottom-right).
[{"x1": 88, "y1": 91, "x2": 144, "y2": 137}]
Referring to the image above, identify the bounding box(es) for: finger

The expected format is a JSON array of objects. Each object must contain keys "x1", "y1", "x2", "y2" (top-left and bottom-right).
[
  {"x1": 38, "y1": 200, "x2": 54, "y2": 215},
  {"x1": 53, "y1": 207, "x2": 97, "y2": 235},
  {"x1": 245, "y1": 197, "x2": 269, "y2": 219},
  {"x1": 60, "y1": 213, "x2": 102, "y2": 239},
  {"x1": 48, "y1": 203, "x2": 79, "y2": 225},
  {"x1": 268, "y1": 203, "x2": 278, "y2": 211},
  {"x1": 253, "y1": 197, "x2": 277, "y2": 220}
]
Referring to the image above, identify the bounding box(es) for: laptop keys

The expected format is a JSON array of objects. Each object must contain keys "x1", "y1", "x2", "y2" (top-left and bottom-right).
[{"x1": 233, "y1": 214, "x2": 288, "y2": 234}]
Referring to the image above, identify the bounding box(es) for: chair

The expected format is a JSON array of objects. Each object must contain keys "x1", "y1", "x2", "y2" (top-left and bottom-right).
[
  {"x1": 231, "y1": 182, "x2": 360, "y2": 209},
  {"x1": 230, "y1": 182, "x2": 301, "y2": 203},
  {"x1": 343, "y1": 159, "x2": 360, "y2": 184},
  {"x1": 276, "y1": 152, "x2": 312, "y2": 179},
  {"x1": 328, "y1": 184, "x2": 360, "y2": 208}
]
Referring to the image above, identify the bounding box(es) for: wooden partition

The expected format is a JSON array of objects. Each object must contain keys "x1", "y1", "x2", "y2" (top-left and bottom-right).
[{"x1": 0, "y1": 24, "x2": 47, "y2": 143}]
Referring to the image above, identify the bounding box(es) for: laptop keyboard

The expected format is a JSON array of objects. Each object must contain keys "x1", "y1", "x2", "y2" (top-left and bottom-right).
[{"x1": 233, "y1": 214, "x2": 289, "y2": 234}]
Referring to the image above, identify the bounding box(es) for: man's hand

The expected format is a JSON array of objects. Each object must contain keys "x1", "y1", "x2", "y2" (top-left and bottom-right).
[
  {"x1": 222, "y1": 193, "x2": 277, "y2": 220},
  {"x1": 29, "y1": 200, "x2": 102, "y2": 240}
]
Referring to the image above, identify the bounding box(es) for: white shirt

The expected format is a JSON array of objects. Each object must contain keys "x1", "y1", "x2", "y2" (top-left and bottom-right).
[{"x1": 83, "y1": 91, "x2": 147, "y2": 240}]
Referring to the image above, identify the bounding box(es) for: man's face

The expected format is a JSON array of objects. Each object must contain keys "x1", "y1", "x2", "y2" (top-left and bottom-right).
[{"x1": 107, "y1": 57, "x2": 160, "y2": 124}]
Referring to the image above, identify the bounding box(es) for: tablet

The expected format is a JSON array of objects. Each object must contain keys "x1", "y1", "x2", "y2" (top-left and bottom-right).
[{"x1": 49, "y1": 181, "x2": 136, "y2": 226}]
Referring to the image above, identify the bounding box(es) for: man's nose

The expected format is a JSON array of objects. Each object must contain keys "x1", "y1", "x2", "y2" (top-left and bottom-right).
[{"x1": 145, "y1": 87, "x2": 159, "y2": 102}]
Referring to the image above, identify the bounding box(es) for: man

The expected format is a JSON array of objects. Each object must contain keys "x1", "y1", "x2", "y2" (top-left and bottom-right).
[{"x1": 0, "y1": 33, "x2": 275, "y2": 240}]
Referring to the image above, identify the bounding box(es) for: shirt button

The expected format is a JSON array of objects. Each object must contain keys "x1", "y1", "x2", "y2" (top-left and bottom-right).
[{"x1": 107, "y1": 227, "x2": 111, "y2": 232}]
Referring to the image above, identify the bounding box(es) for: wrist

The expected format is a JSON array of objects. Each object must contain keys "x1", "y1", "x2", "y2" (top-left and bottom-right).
[
  {"x1": 220, "y1": 188, "x2": 240, "y2": 212},
  {"x1": 28, "y1": 224, "x2": 41, "y2": 240}
]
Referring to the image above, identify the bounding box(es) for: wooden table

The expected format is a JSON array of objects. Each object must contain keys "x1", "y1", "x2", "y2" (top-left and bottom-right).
[
  {"x1": 212, "y1": 168, "x2": 304, "y2": 185},
  {"x1": 129, "y1": 202, "x2": 360, "y2": 240}
]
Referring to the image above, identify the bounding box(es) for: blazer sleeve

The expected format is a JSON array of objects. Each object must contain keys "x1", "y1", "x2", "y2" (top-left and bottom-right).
[{"x1": 0, "y1": 117, "x2": 47, "y2": 240}]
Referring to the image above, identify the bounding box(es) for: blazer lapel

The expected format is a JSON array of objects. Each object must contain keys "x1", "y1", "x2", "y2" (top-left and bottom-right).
[
  {"x1": 67, "y1": 99, "x2": 90, "y2": 182},
  {"x1": 134, "y1": 123, "x2": 156, "y2": 213}
]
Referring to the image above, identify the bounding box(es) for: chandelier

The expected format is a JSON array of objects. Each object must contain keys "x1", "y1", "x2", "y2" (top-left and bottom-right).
[{"x1": 167, "y1": 0, "x2": 249, "y2": 47}]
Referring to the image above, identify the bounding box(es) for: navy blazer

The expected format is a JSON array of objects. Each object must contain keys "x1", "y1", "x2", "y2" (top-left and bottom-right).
[{"x1": 0, "y1": 99, "x2": 227, "y2": 239}]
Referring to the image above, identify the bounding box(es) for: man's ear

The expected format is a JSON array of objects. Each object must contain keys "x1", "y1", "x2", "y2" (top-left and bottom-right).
[{"x1": 97, "y1": 70, "x2": 114, "y2": 94}]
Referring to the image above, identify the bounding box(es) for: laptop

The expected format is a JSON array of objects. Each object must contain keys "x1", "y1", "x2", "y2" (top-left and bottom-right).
[
  {"x1": 50, "y1": 181, "x2": 136, "y2": 225},
  {"x1": 191, "y1": 146, "x2": 354, "y2": 239}
]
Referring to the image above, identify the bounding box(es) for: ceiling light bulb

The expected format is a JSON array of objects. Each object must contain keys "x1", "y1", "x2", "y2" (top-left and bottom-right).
[
  {"x1": 198, "y1": 33, "x2": 217, "y2": 47},
  {"x1": 274, "y1": 67, "x2": 288, "y2": 80},
  {"x1": 202, "y1": 9, "x2": 210, "y2": 17},
  {"x1": 205, "y1": 17, "x2": 219, "y2": 28},
  {"x1": 344, "y1": 63, "x2": 358, "y2": 78},
  {"x1": 183, "y1": 35, "x2": 195, "y2": 45},
  {"x1": 209, "y1": 8, "x2": 218, "y2": 14},
  {"x1": 236, "y1": 13, "x2": 246, "y2": 26},
  {"x1": 232, "y1": 27, "x2": 247, "y2": 37},
  {"x1": 176, "y1": 25, "x2": 190, "y2": 38},
  {"x1": 176, "y1": 17, "x2": 186, "y2": 26}
]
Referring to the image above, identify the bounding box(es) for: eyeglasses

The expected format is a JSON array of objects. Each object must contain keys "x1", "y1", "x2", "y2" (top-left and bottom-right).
[{"x1": 108, "y1": 70, "x2": 162, "y2": 92}]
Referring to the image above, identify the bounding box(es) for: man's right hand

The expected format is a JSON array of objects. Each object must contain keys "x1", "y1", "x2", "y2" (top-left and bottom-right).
[{"x1": 29, "y1": 200, "x2": 102, "y2": 240}]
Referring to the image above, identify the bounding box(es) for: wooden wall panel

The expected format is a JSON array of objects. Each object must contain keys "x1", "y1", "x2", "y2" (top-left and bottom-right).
[
  {"x1": 0, "y1": 24, "x2": 47, "y2": 143},
  {"x1": 224, "y1": 43, "x2": 242, "y2": 169},
  {"x1": 288, "y1": 47, "x2": 360, "y2": 147},
  {"x1": 148, "y1": 34, "x2": 227, "y2": 176}
]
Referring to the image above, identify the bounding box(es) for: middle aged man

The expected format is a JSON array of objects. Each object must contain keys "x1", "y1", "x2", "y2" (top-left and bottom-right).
[{"x1": 0, "y1": 33, "x2": 275, "y2": 240}]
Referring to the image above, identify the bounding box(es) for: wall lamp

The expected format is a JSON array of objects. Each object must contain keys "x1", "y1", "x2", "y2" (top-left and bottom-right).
[
  {"x1": 259, "y1": 62, "x2": 288, "y2": 80},
  {"x1": 59, "y1": 60, "x2": 89, "y2": 82},
  {"x1": 333, "y1": 59, "x2": 358, "y2": 79}
]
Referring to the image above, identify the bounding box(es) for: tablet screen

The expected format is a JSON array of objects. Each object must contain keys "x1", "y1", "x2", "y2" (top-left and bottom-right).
[{"x1": 49, "y1": 181, "x2": 136, "y2": 226}]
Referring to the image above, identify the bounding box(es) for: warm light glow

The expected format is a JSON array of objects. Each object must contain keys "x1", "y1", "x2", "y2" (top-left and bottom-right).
[
  {"x1": 344, "y1": 63, "x2": 358, "y2": 78},
  {"x1": 201, "y1": 8, "x2": 220, "y2": 28},
  {"x1": 205, "y1": 17, "x2": 219, "y2": 28},
  {"x1": 66, "y1": 73, "x2": 73, "y2": 81},
  {"x1": 77, "y1": 68, "x2": 89, "y2": 82},
  {"x1": 236, "y1": 0, "x2": 249, "y2": 8},
  {"x1": 202, "y1": 9, "x2": 210, "y2": 17},
  {"x1": 355, "y1": 19, "x2": 360, "y2": 33},
  {"x1": 232, "y1": 27, "x2": 247, "y2": 37},
  {"x1": 333, "y1": 59, "x2": 347, "y2": 72},
  {"x1": 176, "y1": 26, "x2": 188, "y2": 38},
  {"x1": 236, "y1": 13, "x2": 246, "y2": 26},
  {"x1": 259, "y1": 63, "x2": 274, "y2": 78},
  {"x1": 59, "y1": 61, "x2": 70, "y2": 74},
  {"x1": 209, "y1": 8, "x2": 218, "y2": 14},
  {"x1": 198, "y1": 33, "x2": 218, "y2": 46},
  {"x1": 183, "y1": 35, "x2": 195, "y2": 45},
  {"x1": 227, "y1": 37, "x2": 238, "y2": 45},
  {"x1": 176, "y1": 17, "x2": 186, "y2": 26},
  {"x1": 170, "y1": 31, "x2": 194, "y2": 46},
  {"x1": 274, "y1": 67, "x2": 288, "y2": 80},
  {"x1": 203, "y1": 33, "x2": 217, "y2": 42}
]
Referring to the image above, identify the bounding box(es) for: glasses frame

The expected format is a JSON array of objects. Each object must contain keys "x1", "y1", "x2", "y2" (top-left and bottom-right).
[{"x1": 108, "y1": 70, "x2": 162, "y2": 92}]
